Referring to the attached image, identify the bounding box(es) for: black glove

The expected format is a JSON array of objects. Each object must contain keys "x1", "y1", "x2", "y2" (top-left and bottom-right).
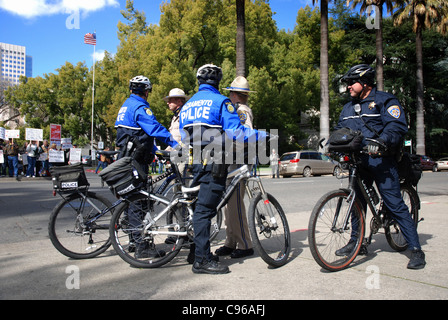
[{"x1": 366, "y1": 139, "x2": 387, "y2": 156}]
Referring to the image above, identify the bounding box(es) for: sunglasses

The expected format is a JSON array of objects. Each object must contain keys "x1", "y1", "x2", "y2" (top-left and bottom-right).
[{"x1": 345, "y1": 79, "x2": 361, "y2": 86}]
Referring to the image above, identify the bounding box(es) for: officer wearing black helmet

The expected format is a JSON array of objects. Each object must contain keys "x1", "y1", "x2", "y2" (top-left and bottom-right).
[
  {"x1": 334, "y1": 64, "x2": 425, "y2": 269},
  {"x1": 179, "y1": 64, "x2": 268, "y2": 274},
  {"x1": 115, "y1": 76, "x2": 178, "y2": 166},
  {"x1": 115, "y1": 75, "x2": 178, "y2": 259}
]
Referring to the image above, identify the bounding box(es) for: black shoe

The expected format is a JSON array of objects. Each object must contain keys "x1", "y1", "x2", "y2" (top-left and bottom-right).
[
  {"x1": 135, "y1": 247, "x2": 166, "y2": 259},
  {"x1": 215, "y1": 246, "x2": 234, "y2": 256},
  {"x1": 335, "y1": 240, "x2": 356, "y2": 256},
  {"x1": 231, "y1": 248, "x2": 254, "y2": 259},
  {"x1": 407, "y1": 249, "x2": 426, "y2": 270},
  {"x1": 192, "y1": 260, "x2": 229, "y2": 274}
]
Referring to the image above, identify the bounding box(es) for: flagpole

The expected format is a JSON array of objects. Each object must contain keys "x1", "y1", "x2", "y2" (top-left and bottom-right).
[{"x1": 91, "y1": 37, "x2": 95, "y2": 160}]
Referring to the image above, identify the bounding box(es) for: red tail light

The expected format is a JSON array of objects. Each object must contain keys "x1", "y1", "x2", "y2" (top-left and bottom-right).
[{"x1": 290, "y1": 159, "x2": 299, "y2": 163}]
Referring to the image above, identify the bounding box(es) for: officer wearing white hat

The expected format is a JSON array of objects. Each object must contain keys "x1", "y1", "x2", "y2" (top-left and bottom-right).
[
  {"x1": 216, "y1": 76, "x2": 256, "y2": 259},
  {"x1": 223, "y1": 76, "x2": 256, "y2": 128},
  {"x1": 164, "y1": 88, "x2": 189, "y2": 145}
]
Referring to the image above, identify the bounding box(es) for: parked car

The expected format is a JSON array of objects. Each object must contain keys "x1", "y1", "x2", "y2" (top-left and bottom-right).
[
  {"x1": 279, "y1": 150, "x2": 341, "y2": 178},
  {"x1": 435, "y1": 157, "x2": 448, "y2": 172},
  {"x1": 417, "y1": 155, "x2": 436, "y2": 171}
]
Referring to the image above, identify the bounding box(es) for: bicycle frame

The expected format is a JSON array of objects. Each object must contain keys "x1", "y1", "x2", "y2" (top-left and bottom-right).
[
  {"x1": 217, "y1": 164, "x2": 279, "y2": 229},
  {"x1": 132, "y1": 163, "x2": 280, "y2": 239},
  {"x1": 331, "y1": 152, "x2": 380, "y2": 230},
  {"x1": 331, "y1": 150, "x2": 414, "y2": 247}
]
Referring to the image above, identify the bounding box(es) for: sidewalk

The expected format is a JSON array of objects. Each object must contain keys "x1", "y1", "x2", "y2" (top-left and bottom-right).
[{"x1": 0, "y1": 197, "x2": 446, "y2": 300}]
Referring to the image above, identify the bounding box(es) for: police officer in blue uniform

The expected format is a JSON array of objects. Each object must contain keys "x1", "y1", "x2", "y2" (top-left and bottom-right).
[
  {"x1": 335, "y1": 64, "x2": 425, "y2": 269},
  {"x1": 115, "y1": 75, "x2": 178, "y2": 259},
  {"x1": 179, "y1": 64, "x2": 268, "y2": 274},
  {"x1": 115, "y1": 75, "x2": 178, "y2": 166}
]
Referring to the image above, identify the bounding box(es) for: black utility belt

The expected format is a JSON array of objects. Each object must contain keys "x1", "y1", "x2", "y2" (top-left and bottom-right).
[{"x1": 191, "y1": 162, "x2": 228, "y2": 178}]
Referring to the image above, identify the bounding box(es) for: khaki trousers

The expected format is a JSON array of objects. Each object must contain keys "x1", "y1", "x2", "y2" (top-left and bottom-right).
[{"x1": 223, "y1": 181, "x2": 253, "y2": 250}]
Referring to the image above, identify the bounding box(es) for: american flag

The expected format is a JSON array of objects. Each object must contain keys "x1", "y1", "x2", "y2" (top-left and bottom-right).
[{"x1": 84, "y1": 33, "x2": 97, "y2": 45}]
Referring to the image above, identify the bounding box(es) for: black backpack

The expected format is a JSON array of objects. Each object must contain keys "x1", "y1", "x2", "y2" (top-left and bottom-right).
[{"x1": 397, "y1": 152, "x2": 422, "y2": 186}]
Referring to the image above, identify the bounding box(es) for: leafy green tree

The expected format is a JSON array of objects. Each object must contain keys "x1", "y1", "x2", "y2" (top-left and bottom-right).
[
  {"x1": 346, "y1": 0, "x2": 398, "y2": 91},
  {"x1": 394, "y1": 0, "x2": 448, "y2": 155}
]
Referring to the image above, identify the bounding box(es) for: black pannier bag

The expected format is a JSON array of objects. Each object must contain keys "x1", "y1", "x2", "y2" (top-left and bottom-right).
[
  {"x1": 99, "y1": 157, "x2": 147, "y2": 197},
  {"x1": 327, "y1": 127, "x2": 364, "y2": 152},
  {"x1": 397, "y1": 152, "x2": 422, "y2": 186},
  {"x1": 50, "y1": 163, "x2": 89, "y2": 192}
]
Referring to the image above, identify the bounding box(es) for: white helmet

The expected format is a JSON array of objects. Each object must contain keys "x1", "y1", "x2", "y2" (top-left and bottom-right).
[{"x1": 129, "y1": 75, "x2": 152, "y2": 94}]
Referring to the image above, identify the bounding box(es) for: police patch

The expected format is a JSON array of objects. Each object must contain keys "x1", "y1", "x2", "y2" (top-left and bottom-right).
[
  {"x1": 145, "y1": 108, "x2": 153, "y2": 116},
  {"x1": 226, "y1": 102, "x2": 235, "y2": 114},
  {"x1": 387, "y1": 105, "x2": 401, "y2": 119},
  {"x1": 238, "y1": 111, "x2": 247, "y2": 123}
]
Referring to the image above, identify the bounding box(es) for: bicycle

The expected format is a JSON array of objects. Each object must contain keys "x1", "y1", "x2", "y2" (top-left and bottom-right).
[
  {"x1": 48, "y1": 158, "x2": 191, "y2": 259},
  {"x1": 109, "y1": 150, "x2": 291, "y2": 269},
  {"x1": 308, "y1": 138, "x2": 421, "y2": 272},
  {"x1": 48, "y1": 164, "x2": 116, "y2": 259}
]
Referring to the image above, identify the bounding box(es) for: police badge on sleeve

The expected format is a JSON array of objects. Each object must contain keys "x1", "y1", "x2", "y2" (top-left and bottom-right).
[
  {"x1": 144, "y1": 108, "x2": 153, "y2": 116},
  {"x1": 387, "y1": 105, "x2": 401, "y2": 119},
  {"x1": 225, "y1": 102, "x2": 235, "y2": 114}
]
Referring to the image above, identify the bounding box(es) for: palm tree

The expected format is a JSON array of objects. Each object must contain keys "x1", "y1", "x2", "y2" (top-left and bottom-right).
[
  {"x1": 312, "y1": 0, "x2": 330, "y2": 149},
  {"x1": 236, "y1": 0, "x2": 246, "y2": 77},
  {"x1": 394, "y1": 0, "x2": 448, "y2": 155},
  {"x1": 347, "y1": 0, "x2": 396, "y2": 91}
]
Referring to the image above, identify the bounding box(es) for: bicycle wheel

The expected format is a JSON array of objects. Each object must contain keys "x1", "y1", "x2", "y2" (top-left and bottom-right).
[
  {"x1": 385, "y1": 184, "x2": 420, "y2": 252},
  {"x1": 110, "y1": 193, "x2": 185, "y2": 268},
  {"x1": 248, "y1": 193, "x2": 291, "y2": 267},
  {"x1": 308, "y1": 189, "x2": 365, "y2": 272},
  {"x1": 48, "y1": 191, "x2": 113, "y2": 259}
]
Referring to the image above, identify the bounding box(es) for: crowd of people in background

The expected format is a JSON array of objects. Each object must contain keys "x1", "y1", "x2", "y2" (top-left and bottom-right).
[
  {"x1": 0, "y1": 138, "x2": 53, "y2": 180},
  {"x1": 0, "y1": 137, "x2": 175, "y2": 180}
]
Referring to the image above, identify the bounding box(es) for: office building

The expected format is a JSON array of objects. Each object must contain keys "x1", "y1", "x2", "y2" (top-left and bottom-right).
[
  {"x1": 1, "y1": 42, "x2": 32, "y2": 85},
  {"x1": 1, "y1": 42, "x2": 31, "y2": 128}
]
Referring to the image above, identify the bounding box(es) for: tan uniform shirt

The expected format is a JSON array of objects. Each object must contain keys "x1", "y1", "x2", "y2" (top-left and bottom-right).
[
  {"x1": 169, "y1": 110, "x2": 182, "y2": 144},
  {"x1": 236, "y1": 103, "x2": 253, "y2": 129}
]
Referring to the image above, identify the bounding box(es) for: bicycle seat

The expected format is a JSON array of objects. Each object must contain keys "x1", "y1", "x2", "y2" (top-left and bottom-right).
[{"x1": 181, "y1": 185, "x2": 201, "y2": 194}]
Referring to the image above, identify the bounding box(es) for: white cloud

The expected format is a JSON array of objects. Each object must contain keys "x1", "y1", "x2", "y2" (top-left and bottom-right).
[
  {"x1": 0, "y1": 0, "x2": 119, "y2": 19},
  {"x1": 92, "y1": 49, "x2": 105, "y2": 62}
]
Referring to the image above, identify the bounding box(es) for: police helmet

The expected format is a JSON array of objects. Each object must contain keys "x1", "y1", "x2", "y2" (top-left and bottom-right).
[
  {"x1": 196, "y1": 64, "x2": 223, "y2": 88},
  {"x1": 129, "y1": 75, "x2": 152, "y2": 94},
  {"x1": 341, "y1": 64, "x2": 375, "y2": 86}
]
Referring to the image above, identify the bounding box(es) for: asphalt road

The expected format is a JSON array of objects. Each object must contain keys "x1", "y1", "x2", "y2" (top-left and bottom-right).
[{"x1": 0, "y1": 169, "x2": 447, "y2": 304}]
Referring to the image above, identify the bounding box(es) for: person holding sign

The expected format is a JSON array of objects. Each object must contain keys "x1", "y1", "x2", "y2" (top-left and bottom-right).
[
  {"x1": 26, "y1": 140, "x2": 40, "y2": 178},
  {"x1": 4, "y1": 139, "x2": 20, "y2": 180}
]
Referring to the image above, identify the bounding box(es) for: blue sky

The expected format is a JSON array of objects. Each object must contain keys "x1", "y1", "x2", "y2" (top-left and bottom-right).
[{"x1": 0, "y1": 0, "x2": 316, "y2": 78}]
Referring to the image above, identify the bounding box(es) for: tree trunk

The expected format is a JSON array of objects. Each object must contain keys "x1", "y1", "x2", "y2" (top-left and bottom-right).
[
  {"x1": 415, "y1": 26, "x2": 425, "y2": 155},
  {"x1": 319, "y1": 0, "x2": 330, "y2": 149},
  {"x1": 236, "y1": 0, "x2": 246, "y2": 77},
  {"x1": 375, "y1": 4, "x2": 384, "y2": 91}
]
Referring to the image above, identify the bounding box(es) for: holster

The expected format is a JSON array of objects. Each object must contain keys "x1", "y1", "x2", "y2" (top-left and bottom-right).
[{"x1": 211, "y1": 162, "x2": 228, "y2": 178}]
